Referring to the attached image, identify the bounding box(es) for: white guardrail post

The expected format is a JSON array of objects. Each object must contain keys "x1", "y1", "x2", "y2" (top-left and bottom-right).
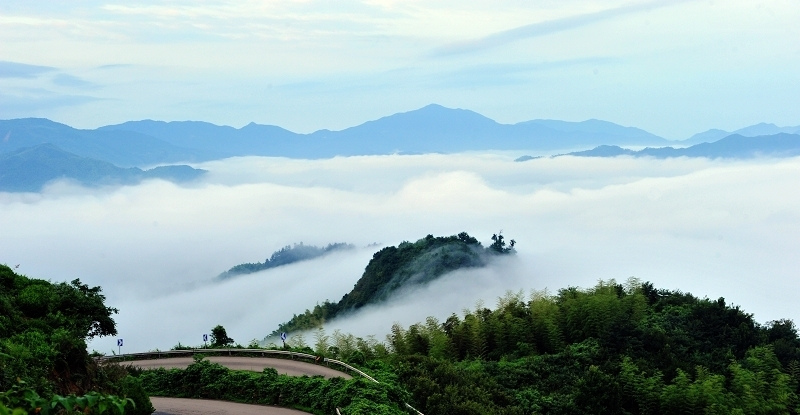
[{"x1": 100, "y1": 349, "x2": 424, "y2": 414}]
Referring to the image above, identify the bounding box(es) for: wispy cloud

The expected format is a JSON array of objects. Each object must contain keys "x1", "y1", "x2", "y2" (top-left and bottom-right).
[
  {"x1": 430, "y1": 57, "x2": 620, "y2": 88},
  {"x1": 433, "y1": 0, "x2": 691, "y2": 56},
  {"x1": 0, "y1": 61, "x2": 56, "y2": 79},
  {"x1": 95, "y1": 64, "x2": 137, "y2": 70},
  {"x1": 52, "y1": 73, "x2": 101, "y2": 90},
  {"x1": 0, "y1": 88, "x2": 101, "y2": 113}
]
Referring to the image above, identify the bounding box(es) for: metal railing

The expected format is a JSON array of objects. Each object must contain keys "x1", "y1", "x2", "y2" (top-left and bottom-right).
[{"x1": 99, "y1": 348, "x2": 316, "y2": 362}]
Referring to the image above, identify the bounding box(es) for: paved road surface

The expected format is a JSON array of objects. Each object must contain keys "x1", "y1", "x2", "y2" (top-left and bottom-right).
[
  {"x1": 125, "y1": 356, "x2": 352, "y2": 379},
  {"x1": 151, "y1": 397, "x2": 311, "y2": 415}
]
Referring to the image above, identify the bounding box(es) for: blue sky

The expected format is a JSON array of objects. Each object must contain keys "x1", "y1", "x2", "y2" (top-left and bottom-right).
[{"x1": 1, "y1": 0, "x2": 799, "y2": 139}]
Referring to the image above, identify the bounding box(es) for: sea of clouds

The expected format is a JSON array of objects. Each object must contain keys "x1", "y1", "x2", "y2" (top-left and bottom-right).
[{"x1": 1, "y1": 153, "x2": 799, "y2": 354}]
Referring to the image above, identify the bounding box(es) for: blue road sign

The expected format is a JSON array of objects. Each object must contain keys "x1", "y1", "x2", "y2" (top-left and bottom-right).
[
  {"x1": 280, "y1": 332, "x2": 287, "y2": 341},
  {"x1": 203, "y1": 334, "x2": 208, "y2": 342},
  {"x1": 117, "y1": 339, "x2": 123, "y2": 347}
]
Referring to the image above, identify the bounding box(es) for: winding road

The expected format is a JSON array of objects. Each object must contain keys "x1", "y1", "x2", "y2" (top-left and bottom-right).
[
  {"x1": 151, "y1": 397, "x2": 311, "y2": 415},
  {"x1": 126, "y1": 356, "x2": 352, "y2": 379},
  {"x1": 131, "y1": 356, "x2": 352, "y2": 415}
]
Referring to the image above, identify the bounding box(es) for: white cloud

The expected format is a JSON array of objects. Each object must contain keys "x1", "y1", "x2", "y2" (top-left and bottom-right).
[{"x1": 1, "y1": 153, "x2": 798, "y2": 353}]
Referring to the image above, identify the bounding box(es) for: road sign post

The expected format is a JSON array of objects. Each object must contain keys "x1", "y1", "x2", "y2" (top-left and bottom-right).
[
  {"x1": 117, "y1": 338, "x2": 123, "y2": 355},
  {"x1": 203, "y1": 334, "x2": 208, "y2": 348},
  {"x1": 280, "y1": 332, "x2": 287, "y2": 348}
]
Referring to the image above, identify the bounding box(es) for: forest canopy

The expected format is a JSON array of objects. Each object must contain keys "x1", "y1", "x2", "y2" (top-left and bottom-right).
[{"x1": 374, "y1": 278, "x2": 800, "y2": 414}]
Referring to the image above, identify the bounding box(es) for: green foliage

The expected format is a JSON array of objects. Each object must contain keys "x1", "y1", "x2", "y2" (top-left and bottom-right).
[
  {"x1": 369, "y1": 278, "x2": 800, "y2": 414},
  {"x1": 0, "y1": 265, "x2": 152, "y2": 415},
  {"x1": 488, "y1": 231, "x2": 516, "y2": 254},
  {"x1": 1, "y1": 381, "x2": 135, "y2": 415},
  {"x1": 0, "y1": 401, "x2": 26, "y2": 415},
  {"x1": 210, "y1": 325, "x2": 234, "y2": 347}
]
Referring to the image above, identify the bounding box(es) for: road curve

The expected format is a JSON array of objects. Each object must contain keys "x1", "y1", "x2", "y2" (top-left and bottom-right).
[
  {"x1": 151, "y1": 397, "x2": 311, "y2": 415},
  {"x1": 125, "y1": 356, "x2": 352, "y2": 379}
]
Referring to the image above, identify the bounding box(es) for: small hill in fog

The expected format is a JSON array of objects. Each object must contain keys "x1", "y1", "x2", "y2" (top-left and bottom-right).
[{"x1": 217, "y1": 242, "x2": 354, "y2": 280}]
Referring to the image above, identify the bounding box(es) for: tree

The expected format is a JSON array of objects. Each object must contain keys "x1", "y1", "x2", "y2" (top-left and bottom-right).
[
  {"x1": 489, "y1": 232, "x2": 515, "y2": 254},
  {"x1": 210, "y1": 325, "x2": 234, "y2": 347}
]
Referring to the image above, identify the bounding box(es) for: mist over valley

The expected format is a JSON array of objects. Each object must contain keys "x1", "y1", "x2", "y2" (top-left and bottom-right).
[
  {"x1": 1, "y1": 148, "x2": 797, "y2": 355},
  {"x1": 4, "y1": 2, "x2": 800, "y2": 412}
]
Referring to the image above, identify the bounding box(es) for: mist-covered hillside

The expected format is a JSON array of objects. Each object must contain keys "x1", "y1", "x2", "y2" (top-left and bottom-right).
[
  {"x1": 271, "y1": 232, "x2": 515, "y2": 336},
  {"x1": 217, "y1": 242, "x2": 354, "y2": 280}
]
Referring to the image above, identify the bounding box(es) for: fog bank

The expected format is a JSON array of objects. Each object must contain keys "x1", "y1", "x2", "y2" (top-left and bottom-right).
[{"x1": 0, "y1": 153, "x2": 797, "y2": 353}]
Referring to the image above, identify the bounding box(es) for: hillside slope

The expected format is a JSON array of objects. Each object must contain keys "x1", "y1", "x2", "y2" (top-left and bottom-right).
[
  {"x1": 382, "y1": 279, "x2": 800, "y2": 414},
  {"x1": 217, "y1": 242, "x2": 354, "y2": 280},
  {"x1": 0, "y1": 118, "x2": 206, "y2": 166}
]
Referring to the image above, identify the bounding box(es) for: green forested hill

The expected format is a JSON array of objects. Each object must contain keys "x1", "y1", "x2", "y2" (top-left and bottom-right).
[
  {"x1": 271, "y1": 232, "x2": 514, "y2": 335},
  {"x1": 378, "y1": 279, "x2": 800, "y2": 414}
]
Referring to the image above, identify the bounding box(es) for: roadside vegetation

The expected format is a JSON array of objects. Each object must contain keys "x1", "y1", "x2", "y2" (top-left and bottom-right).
[{"x1": 0, "y1": 264, "x2": 152, "y2": 415}]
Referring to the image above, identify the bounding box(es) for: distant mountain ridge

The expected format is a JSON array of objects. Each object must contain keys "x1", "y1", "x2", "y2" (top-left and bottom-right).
[
  {"x1": 2, "y1": 105, "x2": 676, "y2": 167},
  {"x1": 97, "y1": 120, "x2": 300, "y2": 159},
  {"x1": 554, "y1": 133, "x2": 800, "y2": 159},
  {"x1": 0, "y1": 118, "x2": 207, "y2": 167},
  {"x1": 2, "y1": 107, "x2": 798, "y2": 193},
  {"x1": 0, "y1": 143, "x2": 206, "y2": 192},
  {"x1": 683, "y1": 123, "x2": 800, "y2": 145}
]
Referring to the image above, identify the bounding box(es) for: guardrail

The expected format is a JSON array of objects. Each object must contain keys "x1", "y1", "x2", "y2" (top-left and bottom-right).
[
  {"x1": 102, "y1": 348, "x2": 424, "y2": 414},
  {"x1": 98, "y1": 348, "x2": 318, "y2": 362}
]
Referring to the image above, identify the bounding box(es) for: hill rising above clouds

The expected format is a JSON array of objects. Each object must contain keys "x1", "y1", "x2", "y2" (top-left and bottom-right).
[{"x1": 270, "y1": 232, "x2": 515, "y2": 337}]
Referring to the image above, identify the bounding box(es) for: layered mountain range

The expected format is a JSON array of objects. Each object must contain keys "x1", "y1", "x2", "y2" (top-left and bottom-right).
[{"x1": 2, "y1": 104, "x2": 799, "y2": 192}]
